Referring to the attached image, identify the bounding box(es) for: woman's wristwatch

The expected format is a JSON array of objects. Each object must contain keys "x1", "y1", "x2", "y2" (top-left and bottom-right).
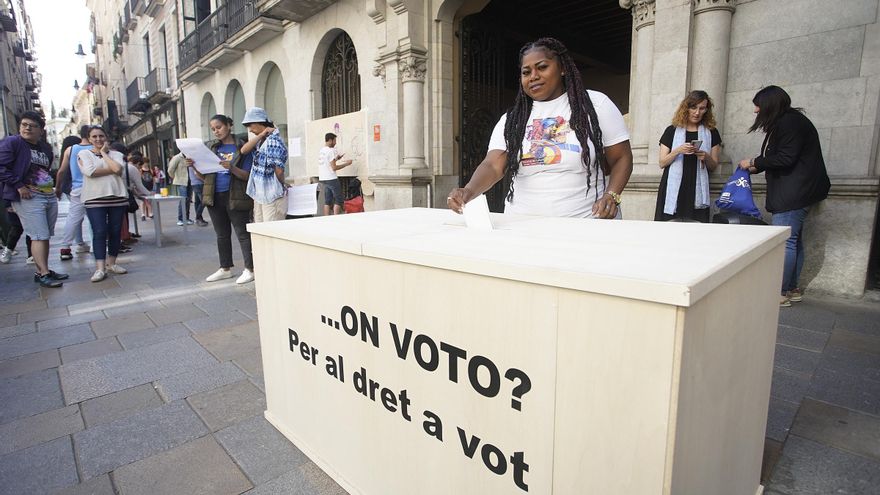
[{"x1": 606, "y1": 190, "x2": 622, "y2": 205}]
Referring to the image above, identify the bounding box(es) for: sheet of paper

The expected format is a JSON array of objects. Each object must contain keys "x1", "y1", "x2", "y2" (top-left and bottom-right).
[
  {"x1": 289, "y1": 137, "x2": 302, "y2": 157},
  {"x1": 287, "y1": 183, "x2": 320, "y2": 216},
  {"x1": 174, "y1": 138, "x2": 225, "y2": 174},
  {"x1": 462, "y1": 194, "x2": 493, "y2": 231}
]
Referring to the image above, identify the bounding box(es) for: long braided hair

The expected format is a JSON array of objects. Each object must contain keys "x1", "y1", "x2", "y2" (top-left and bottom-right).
[{"x1": 503, "y1": 37, "x2": 607, "y2": 203}]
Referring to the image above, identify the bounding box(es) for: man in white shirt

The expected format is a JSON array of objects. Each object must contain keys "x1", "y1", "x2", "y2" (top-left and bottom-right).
[{"x1": 317, "y1": 132, "x2": 351, "y2": 215}]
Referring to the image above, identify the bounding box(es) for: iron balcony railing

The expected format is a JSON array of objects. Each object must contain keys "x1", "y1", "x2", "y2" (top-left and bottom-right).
[
  {"x1": 126, "y1": 77, "x2": 150, "y2": 113},
  {"x1": 145, "y1": 67, "x2": 169, "y2": 96},
  {"x1": 227, "y1": 0, "x2": 258, "y2": 36},
  {"x1": 177, "y1": 1, "x2": 260, "y2": 73},
  {"x1": 198, "y1": 5, "x2": 227, "y2": 59},
  {"x1": 179, "y1": 29, "x2": 200, "y2": 72}
]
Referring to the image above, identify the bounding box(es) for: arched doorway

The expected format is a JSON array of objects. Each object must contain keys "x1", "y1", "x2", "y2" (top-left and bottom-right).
[
  {"x1": 321, "y1": 31, "x2": 361, "y2": 118},
  {"x1": 199, "y1": 92, "x2": 216, "y2": 141},
  {"x1": 458, "y1": 0, "x2": 632, "y2": 211},
  {"x1": 256, "y1": 62, "x2": 288, "y2": 142},
  {"x1": 225, "y1": 80, "x2": 247, "y2": 139}
]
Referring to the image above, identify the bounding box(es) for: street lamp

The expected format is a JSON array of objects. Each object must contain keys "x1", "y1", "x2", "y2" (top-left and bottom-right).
[
  {"x1": 73, "y1": 80, "x2": 80, "y2": 90},
  {"x1": 75, "y1": 44, "x2": 86, "y2": 57}
]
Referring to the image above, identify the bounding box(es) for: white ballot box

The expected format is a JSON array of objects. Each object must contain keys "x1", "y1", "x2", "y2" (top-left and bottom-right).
[{"x1": 247, "y1": 208, "x2": 788, "y2": 495}]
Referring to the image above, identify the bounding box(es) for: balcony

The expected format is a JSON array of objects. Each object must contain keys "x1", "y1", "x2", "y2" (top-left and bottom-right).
[
  {"x1": 12, "y1": 40, "x2": 24, "y2": 57},
  {"x1": 126, "y1": 77, "x2": 151, "y2": 113},
  {"x1": 0, "y1": 3, "x2": 15, "y2": 32},
  {"x1": 178, "y1": 1, "x2": 282, "y2": 82},
  {"x1": 123, "y1": 2, "x2": 136, "y2": 31},
  {"x1": 29, "y1": 92, "x2": 39, "y2": 100},
  {"x1": 131, "y1": 0, "x2": 145, "y2": 16},
  {"x1": 145, "y1": 67, "x2": 171, "y2": 103},
  {"x1": 144, "y1": 0, "x2": 165, "y2": 17},
  {"x1": 256, "y1": 0, "x2": 336, "y2": 22}
]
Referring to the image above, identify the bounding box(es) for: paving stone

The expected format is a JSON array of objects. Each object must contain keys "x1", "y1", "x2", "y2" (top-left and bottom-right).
[
  {"x1": 0, "y1": 368, "x2": 64, "y2": 425},
  {"x1": 0, "y1": 404, "x2": 83, "y2": 455},
  {"x1": 73, "y1": 400, "x2": 209, "y2": 479},
  {"x1": 147, "y1": 303, "x2": 208, "y2": 327},
  {"x1": 0, "y1": 313, "x2": 17, "y2": 328},
  {"x1": 117, "y1": 323, "x2": 191, "y2": 350},
  {"x1": 156, "y1": 292, "x2": 206, "y2": 308},
  {"x1": 100, "y1": 299, "x2": 165, "y2": 318},
  {"x1": 215, "y1": 415, "x2": 309, "y2": 485},
  {"x1": 0, "y1": 349, "x2": 60, "y2": 380},
  {"x1": 17, "y1": 306, "x2": 70, "y2": 324},
  {"x1": 808, "y1": 368, "x2": 880, "y2": 416},
  {"x1": 0, "y1": 321, "x2": 37, "y2": 340},
  {"x1": 0, "y1": 324, "x2": 94, "y2": 361},
  {"x1": 89, "y1": 312, "x2": 156, "y2": 339},
  {"x1": 51, "y1": 474, "x2": 115, "y2": 495},
  {"x1": 776, "y1": 325, "x2": 830, "y2": 353},
  {"x1": 245, "y1": 461, "x2": 348, "y2": 495},
  {"x1": 0, "y1": 298, "x2": 48, "y2": 316},
  {"x1": 155, "y1": 361, "x2": 248, "y2": 402},
  {"x1": 778, "y1": 305, "x2": 836, "y2": 333},
  {"x1": 818, "y1": 345, "x2": 880, "y2": 382},
  {"x1": 0, "y1": 436, "x2": 79, "y2": 494},
  {"x1": 233, "y1": 349, "x2": 264, "y2": 378},
  {"x1": 770, "y1": 368, "x2": 812, "y2": 404},
  {"x1": 38, "y1": 311, "x2": 107, "y2": 331},
  {"x1": 59, "y1": 337, "x2": 123, "y2": 365},
  {"x1": 828, "y1": 329, "x2": 880, "y2": 356},
  {"x1": 765, "y1": 436, "x2": 880, "y2": 494},
  {"x1": 183, "y1": 310, "x2": 252, "y2": 334},
  {"x1": 249, "y1": 375, "x2": 265, "y2": 393},
  {"x1": 194, "y1": 295, "x2": 258, "y2": 318},
  {"x1": 193, "y1": 321, "x2": 261, "y2": 362},
  {"x1": 762, "y1": 438, "x2": 784, "y2": 485},
  {"x1": 766, "y1": 398, "x2": 800, "y2": 443},
  {"x1": 833, "y1": 311, "x2": 880, "y2": 337},
  {"x1": 80, "y1": 383, "x2": 164, "y2": 428},
  {"x1": 790, "y1": 398, "x2": 880, "y2": 461},
  {"x1": 45, "y1": 290, "x2": 109, "y2": 308},
  {"x1": 59, "y1": 337, "x2": 217, "y2": 404},
  {"x1": 773, "y1": 344, "x2": 822, "y2": 376},
  {"x1": 188, "y1": 380, "x2": 266, "y2": 432},
  {"x1": 113, "y1": 435, "x2": 253, "y2": 495}
]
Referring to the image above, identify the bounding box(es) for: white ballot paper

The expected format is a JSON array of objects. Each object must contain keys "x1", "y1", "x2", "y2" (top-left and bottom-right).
[
  {"x1": 287, "y1": 183, "x2": 320, "y2": 216},
  {"x1": 174, "y1": 138, "x2": 226, "y2": 174},
  {"x1": 462, "y1": 194, "x2": 493, "y2": 231}
]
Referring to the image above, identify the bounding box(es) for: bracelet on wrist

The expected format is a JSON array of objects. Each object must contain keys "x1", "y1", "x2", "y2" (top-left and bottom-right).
[{"x1": 606, "y1": 190, "x2": 622, "y2": 205}]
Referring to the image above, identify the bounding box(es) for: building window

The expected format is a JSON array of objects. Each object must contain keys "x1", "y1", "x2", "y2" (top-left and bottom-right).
[{"x1": 321, "y1": 32, "x2": 360, "y2": 118}]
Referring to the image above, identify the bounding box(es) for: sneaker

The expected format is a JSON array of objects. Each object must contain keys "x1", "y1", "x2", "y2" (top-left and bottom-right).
[
  {"x1": 106, "y1": 264, "x2": 127, "y2": 274},
  {"x1": 90, "y1": 270, "x2": 106, "y2": 282},
  {"x1": 780, "y1": 295, "x2": 791, "y2": 308},
  {"x1": 176, "y1": 220, "x2": 184, "y2": 226},
  {"x1": 25, "y1": 256, "x2": 34, "y2": 265},
  {"x1": 118, "y1": 246, "x2": 133, "y2": 253},
  {"x1": 788, "y1": 288, "x2": 803, "y2": 303},
  {"x1": 236, "y1": 269, "x2": 255, "y2": 284},
  {"x1": 186, "y1": 219, "x2": 194, "y2": 225},
  {"x1": 206, "y1": 268, "x2": 234, "y2": 282},
  {"x1": 32, "y1": 270, "x2": 68, "y2": 283},
  {"x1": 141, "y1": 215, "x2": 146, "y2": 221},
  {"x1": 35, "y1": 273, "x2": 63, "y2": 288},
  {"x1": 0, "y1": 248, "x2": 11, "y2": 264},
  {"x1": 196, "y1": 219, "x2": 209, "y2": 227},
  {"x1": 60, "y1": 248, "x2": 73, "y2": 260},
  {"x1": 75, "y1": 243, "x2": 91, "y2": 253}
]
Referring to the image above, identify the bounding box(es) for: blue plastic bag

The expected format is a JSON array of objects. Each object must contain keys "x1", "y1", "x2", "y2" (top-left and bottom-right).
[{"x1": 715, "y1": 168, "x2": 762, "y2": 218}]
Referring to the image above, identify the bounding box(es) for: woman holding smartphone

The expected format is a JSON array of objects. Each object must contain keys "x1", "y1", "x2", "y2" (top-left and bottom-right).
[{"x1": 654, "y1": 90, "x2": 722, "y2": 222}]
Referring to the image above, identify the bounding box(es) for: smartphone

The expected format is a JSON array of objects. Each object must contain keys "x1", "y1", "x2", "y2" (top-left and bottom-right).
[{"x1": 690, "y1": 140, "x2": 703, "y2": 149}]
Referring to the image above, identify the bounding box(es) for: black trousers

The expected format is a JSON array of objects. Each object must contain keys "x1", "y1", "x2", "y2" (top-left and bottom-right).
[{"x1": 207, "y1": 191, "x2": 253, "y2": 270}]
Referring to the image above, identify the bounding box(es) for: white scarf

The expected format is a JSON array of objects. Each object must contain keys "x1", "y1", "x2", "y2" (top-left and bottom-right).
[{"x1": 664, "y1": 125, "x2": 712, "y2": 215}]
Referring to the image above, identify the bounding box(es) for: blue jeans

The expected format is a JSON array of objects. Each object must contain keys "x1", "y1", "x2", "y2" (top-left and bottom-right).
[
  {"x1": 772, "y1": 207, "x2": 810, "y2": 294},
  {"x1": 174, "y1": 185, "x2": 191, "y2": 221},
  {"x1": 86, "y1": 206, "x2": 126, "y2": 260},
  {"x1": 191, "y1": 183, "x2": 205, "y2": 220}
]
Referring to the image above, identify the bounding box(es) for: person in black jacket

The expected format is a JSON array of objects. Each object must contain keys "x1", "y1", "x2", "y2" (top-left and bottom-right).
[{"x1": 739, "y1": 86, "x2": 831, "y2": 307}]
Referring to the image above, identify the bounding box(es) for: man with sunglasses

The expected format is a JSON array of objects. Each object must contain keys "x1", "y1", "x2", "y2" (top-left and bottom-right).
[{"x1": 0, "y1": 111, "x2": 67, "y2": 287}]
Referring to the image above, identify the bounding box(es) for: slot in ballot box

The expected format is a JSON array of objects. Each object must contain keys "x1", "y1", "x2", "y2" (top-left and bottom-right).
[{"x1": 247, "y1": 208, "x2": 788, "y2": 495}]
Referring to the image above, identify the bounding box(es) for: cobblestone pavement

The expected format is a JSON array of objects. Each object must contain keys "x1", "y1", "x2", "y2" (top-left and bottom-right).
[{"x1": 0, "y1": 200, "x2": 878, "y2": 494}]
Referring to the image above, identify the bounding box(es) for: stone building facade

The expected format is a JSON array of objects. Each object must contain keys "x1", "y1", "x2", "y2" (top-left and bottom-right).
[
  {"x1": 173, "y1": 0, "x2": 877, "y2": 297},
  {"x1": 0, "y1": 0, "x2": 41, "y2": 136}
]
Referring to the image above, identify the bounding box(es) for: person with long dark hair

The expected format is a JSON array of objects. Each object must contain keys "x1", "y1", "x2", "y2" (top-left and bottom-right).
[
  {"x1": 654, "y1": 90, "x2": 722, "y2": 222},
  {"x1": 77, "y1": 126, "x2": 129, "y2": 282},
  {"x1": 447, "y1": 37, "x2": 632, "y2": 218},
  {"x1": 738, "y1": 85, "x2": 830, "y2": 306},
  {"x1": 195, "y1": 114, "x2": 256, "y2": 284}
]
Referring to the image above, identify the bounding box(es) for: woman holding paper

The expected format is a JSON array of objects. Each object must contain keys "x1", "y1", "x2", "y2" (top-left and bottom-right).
[
  {"x1": 194, "y1": 114, "x2": 255, "y2": 285},
  {"x1": 447, "y1": 37, "x2": 632, "y2": 218},
  {"x1": 654, "y1": 90, "x2": 722, "y2": 222}
]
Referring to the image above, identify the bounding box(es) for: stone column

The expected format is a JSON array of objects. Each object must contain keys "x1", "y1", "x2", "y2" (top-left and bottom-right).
[
  {"x1": 399, "y1": 52, "x2": 428, "y2": 169},
  {"x1": 621, "y1": 0, "x2": 656, "y2": 167},
  {"x1": 691, "y1": 0, "x2": 736, "y2": 135}
]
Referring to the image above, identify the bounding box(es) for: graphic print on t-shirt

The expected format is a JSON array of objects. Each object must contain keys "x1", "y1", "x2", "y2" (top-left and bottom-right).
[
  {"x1": 521, "y1": 116, "x2": 581, "y2": 167},
  {"x1": 27, "y1": 147, "x2": 54, "y2": 194}
]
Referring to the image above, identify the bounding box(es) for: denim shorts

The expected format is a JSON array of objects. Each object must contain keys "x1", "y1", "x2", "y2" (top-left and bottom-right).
[
  {"x1": 13, "y1": 193, "x2": 58, "y2": 241},
  {"x1": 321, "y1": 179, "x2": 343, "y2": 206}
]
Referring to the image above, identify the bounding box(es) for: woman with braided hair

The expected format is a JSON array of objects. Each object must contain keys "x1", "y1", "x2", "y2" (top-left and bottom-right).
[{"x1": 447, "y1": 37, "x2": 632, "y2": 218}]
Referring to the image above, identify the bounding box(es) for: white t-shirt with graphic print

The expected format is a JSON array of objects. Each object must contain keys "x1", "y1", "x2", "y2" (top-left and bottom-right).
[{"x1": 487, "y1": 90, "x2": 630, "y2": 218}]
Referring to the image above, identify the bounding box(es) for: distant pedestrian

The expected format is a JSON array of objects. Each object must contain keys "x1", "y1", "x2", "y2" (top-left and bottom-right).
[
  {"x1": 318, "y1": 132, "x2": 352, "y2": 216},
  {"x1": 55, "y1": 128, "x2": 93, "y2": 259},
  {"x1": 167, "y1": 152, "x2": 193, "y2": 225},
  {"x1": 739, "y1": 85, "x2": 831, "y2": 307},
  {"x1": 196, "y1": 114, "x2": 255, "y2": 285},
  {"x1": 139, "y1": 159, "x2": 154, "y2": 218},
  {"x1": 77, "y1": 126, "x2": 129, "y2": 282},
  {"x1": 188, "y1": 159, "x2": 208, "y2": 226},
  {"x1": 241, "y1": 107, "x2": 288, "y2": 222},
  {"x1": 0, "y1": 111, "x2": 67, "y2": 287}
]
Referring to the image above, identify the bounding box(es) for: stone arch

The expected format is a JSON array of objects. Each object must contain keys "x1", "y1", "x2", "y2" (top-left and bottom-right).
[
  {"x1": 199, "y1": 92, "x2": 216, "y2": 142},
  {"x1": 310, "y1": 28, "x2": 362, "y2": 120},
  {"x1": 255, "y1": 61, "x2": 288, "y2": 142},
  {"x1": 224, "y1": 79, "x2": 247, "y2": 138}
]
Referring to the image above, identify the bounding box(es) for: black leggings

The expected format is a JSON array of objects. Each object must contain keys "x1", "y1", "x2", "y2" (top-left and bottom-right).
[{"x1": 207, "y1": 191, "x2": 253, "y2": 270}]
